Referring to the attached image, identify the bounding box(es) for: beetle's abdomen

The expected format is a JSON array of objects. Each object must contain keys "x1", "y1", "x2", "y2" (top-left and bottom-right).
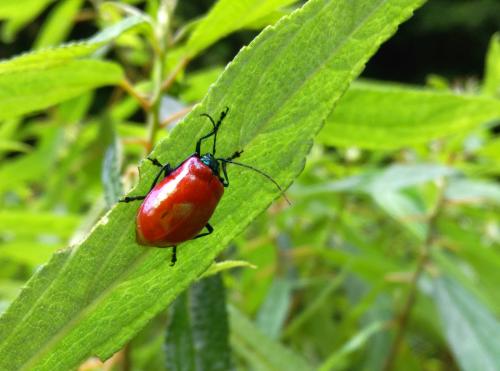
[{"x1": 136, "y1": 156, "x2": 224, "y2": 246}]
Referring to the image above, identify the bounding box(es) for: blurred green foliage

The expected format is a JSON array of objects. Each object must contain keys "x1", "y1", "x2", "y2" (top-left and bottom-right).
[{"x1": 0, "y1": 0, "x2": 499, "y2": 371}]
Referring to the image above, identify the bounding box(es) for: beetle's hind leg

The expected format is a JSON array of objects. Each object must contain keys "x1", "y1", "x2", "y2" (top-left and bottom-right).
[{"x1": 194, "y1": 223, "x2": 214, "y2": 239}]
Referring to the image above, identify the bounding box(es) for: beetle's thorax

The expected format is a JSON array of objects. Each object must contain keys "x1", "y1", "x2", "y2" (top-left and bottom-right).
[{"x1": 199, "y1": 153, "x2": 220, "y2": 176}]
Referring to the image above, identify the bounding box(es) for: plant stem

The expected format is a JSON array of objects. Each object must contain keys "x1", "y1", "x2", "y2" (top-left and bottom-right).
[
  {"x1": 160, "y1": 56, "x2": 189, "y2": 92},
  {"x1": 145, "y1": 1, "x2": 173, "y2": 154},
  {"x1": 382, "y1": 179, "x2": 447, "y2": 371},
  {"x1": 119, "y1": 79, "x2": 151, "y2": 112}
]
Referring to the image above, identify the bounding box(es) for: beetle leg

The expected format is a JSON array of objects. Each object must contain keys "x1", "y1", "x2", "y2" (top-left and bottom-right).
[
  {"x1": 195, "y1": 125, "x2": 216, "y2": 155},
  {"x1": 221, "y1": 161, "x2": 229, "y2": 187},
  {"x1": 147, "y1": 157, "x2": 163, "y2": 168},
  {"x1": 170, "y1": 246, "x2": 177, "y2": 266},
  {"x1": 119, "y1": 163, "x2": 173, "y2": 203},
  {"x1": 120, "y1": 195, "x2": 146, "y2": 203},
  {"x1": 149, "y1": 163, "x2": 172, "y2": 191},
  {"x1": 194, "y1": 223, "x2": 214, "y2": 239}
]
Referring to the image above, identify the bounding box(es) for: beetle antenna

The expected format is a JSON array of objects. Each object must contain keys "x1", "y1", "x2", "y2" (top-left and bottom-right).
[{"x1": 219, "y1": 159, "x2": 291, "y2": 205}]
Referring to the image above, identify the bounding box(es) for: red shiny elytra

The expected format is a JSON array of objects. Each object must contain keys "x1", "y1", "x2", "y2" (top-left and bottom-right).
[
  {"x1": 136, "y1": 155, "x2": 223, "y2": 247},
  {"x1": 121, "y1": 107, "x2": 287, "y2": 266}
]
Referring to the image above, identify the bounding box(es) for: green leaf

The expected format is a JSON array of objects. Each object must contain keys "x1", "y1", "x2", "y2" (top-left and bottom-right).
[
  {"x1": 229, "y1": 306, "x2": 311, "y2": 371},
  {"x1": 199, "y1": 260, "x2": 257, "y2": 279},
  {"x1": 319, "y1": 81, "x2": 500, "y2": 149},
  {"x1": 445, "y1": 178, "x2": 500, "y2": 204},
  {"x1": 179, "y1": 66, "x2": 225, "y2": 103},
  {"x1": 318, "y1": 321, "x2": 383, "y2": 371},
  {"x1": 0, "y1": 139, "x2": 31, "y2": 153},
  {"x1": 293, "y1": 163, "x2": 456, "y2": 196},
  {"x1": 434, "y1": 235, "x2": 500, "y2": 314},
  {"x1": 0, "y1": 15, "x2": 146, "y2": 74},
  {"x1": 0, "y1": 1, "x2": 51, "y2": 19},
  {"x1": 256, "y1": 277, "x2": 293, "y2": 339},
  {"x1": 189, "y1": 274, "x2": 232, "y2": 370},
  {"x1": 0, "y1": 0, "x2": 53, "y2": 42},
  {"x1": 101, "y1": 118, "x2": 124, "y2": 209},
  {"x1": 166, "y1": 274, "x2": 231, "y2": 371},
  {"x1": 186, "y1": 0, "x2": 298, "y2": 57},
  {"x1": 363, "y1": 164, "x2": 456, "y2": 194},
  {"x1": 0, "y1": 126, "x2": 61, "y2": 193},
  {"x1": 283, "y1": 272, "x2": 345, "y2": 338},
  {"x1": 0, "y1": 242, "x2": 59, "y2": 267},
  {"x1": 0, "y1": 0, "x2": 427, "y2": 369},
  {"x1": 34, "y1": 0, "x2": 84, "y2": 49},
  {"x1": 102, "y1": 139, "x2": 124, "y2": 209},
  {"x1": 372, "y1": 191, "x2": 427, "y2": 240},
  {"x1": 433, "y1": 276, "x2": 500, "y2": 371},
  {"x1": 484, "y1": 33, "x2": 500, "y2": 97},
  {"x1": 0, "y1": 60, "x2": 123, "y2": 120},
  {"x1": 0, "y1": 211, "x2": 80, "y2": 239},
  {"x1": 0, "y1": 16, "x2": 147, "y2": 119},
  {"x1": 165, "y1": 293, "x2": 195, "y2": 371}
]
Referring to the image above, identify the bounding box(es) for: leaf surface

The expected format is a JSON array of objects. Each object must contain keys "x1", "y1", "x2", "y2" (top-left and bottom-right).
[
  {"x1": 186, "y1": 0, "x2": 298, "y2": 57},
  {"x1": 0, "y1": 60, "x2": 123, "y2": 120},
  {"x1": 0, "y1": 16, "x2": 146, "y2": 119},
  {"x1": 0, "y1": 0, "x2": 427, "y2": 369},
  {"x1": 484, "y1": 33, "x2": 500, "y2": 97},
  {"x1": 433, "y1": 276, "x2": 500, "y2": 371},
  {"x1": 229, "y1": 306, "x2": 310, "y2": 371},
  {"x1": 319, "y1": 82, "x2": 500, "y2": 149}
]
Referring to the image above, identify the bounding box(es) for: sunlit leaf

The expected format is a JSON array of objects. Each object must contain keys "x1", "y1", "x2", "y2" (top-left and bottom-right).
[
  {"x1": 484, "y1": 33, "x2": 500, "y2": 97},
  {"x1": 0, "y1": 0, "x2": 427, "y2": 368},
  {"x1": 34, "y1": 0, "x2": 84, "y2": 49},
  {"x1": 200, "y1": 260, "x2": 257, "y2": 279},
  {"x1": 0, "y1": 60, "x2": 123, "y2": 120},
  {"x1": 319, "y1": 82, "x2": 500, "y2": 149},
  {"x1": 186, "y1": 0, "x2": 298, "y2": 57}
]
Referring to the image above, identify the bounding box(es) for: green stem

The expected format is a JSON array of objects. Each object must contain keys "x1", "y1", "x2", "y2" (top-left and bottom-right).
[
  {"x1": 382, "y1": 179, "x2": 447, "y2": 371},
  {"x1": 146, "y1": 59, "x2": 162, "y2": 152},
  {"x1": 145, "y1": 5, "x2": 170, "y2": 153}
]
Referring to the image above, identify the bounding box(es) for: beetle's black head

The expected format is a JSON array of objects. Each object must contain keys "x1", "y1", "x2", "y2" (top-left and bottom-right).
[{"x1": 200, "y1": 153, "x2": 220, "y2": 175}]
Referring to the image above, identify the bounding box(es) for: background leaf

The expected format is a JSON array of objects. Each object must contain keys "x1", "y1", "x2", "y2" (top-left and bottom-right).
[
  {"x1": 0, "y1": 60, "x2": 123, "y2": 120},
  {"x1": 166, "y1": 274, "x2": 231, "y2": 371},
  {"x1": 433, "y1": 276, "x2": 500, "y2": 371},
  {"x1": 33, "y1": 0, "x2": 84, "y2": 49},
  {"x1": 0, "y1": 15, "x2": 146, "y2": 73},
  {"x1": 186, "y1": 0, "x2": 298, "y2": 57},
  {"x1": 319, "y1": 81, "x2": 500, "y2": 149},
  {"x1": 484, "y1": 33, "x2": 500, "y2": 97},
  {"x1": 229, "y1": 306, "x2": 311, "y2": 371}
]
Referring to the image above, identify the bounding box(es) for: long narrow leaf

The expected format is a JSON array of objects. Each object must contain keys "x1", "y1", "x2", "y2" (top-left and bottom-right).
[{"x1": 0, "y1": 0, "x2": 427, "y2": 369}]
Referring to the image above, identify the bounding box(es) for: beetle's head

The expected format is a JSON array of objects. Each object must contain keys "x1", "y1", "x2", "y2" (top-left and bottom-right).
[{"x1": 200, "y1": 153, "x2": 220, "y2": 175}]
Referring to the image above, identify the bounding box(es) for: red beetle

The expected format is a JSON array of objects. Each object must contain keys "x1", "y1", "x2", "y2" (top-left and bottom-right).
[{"x1": 121, "y1": 108, "x2": 286, "y2": 265}]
